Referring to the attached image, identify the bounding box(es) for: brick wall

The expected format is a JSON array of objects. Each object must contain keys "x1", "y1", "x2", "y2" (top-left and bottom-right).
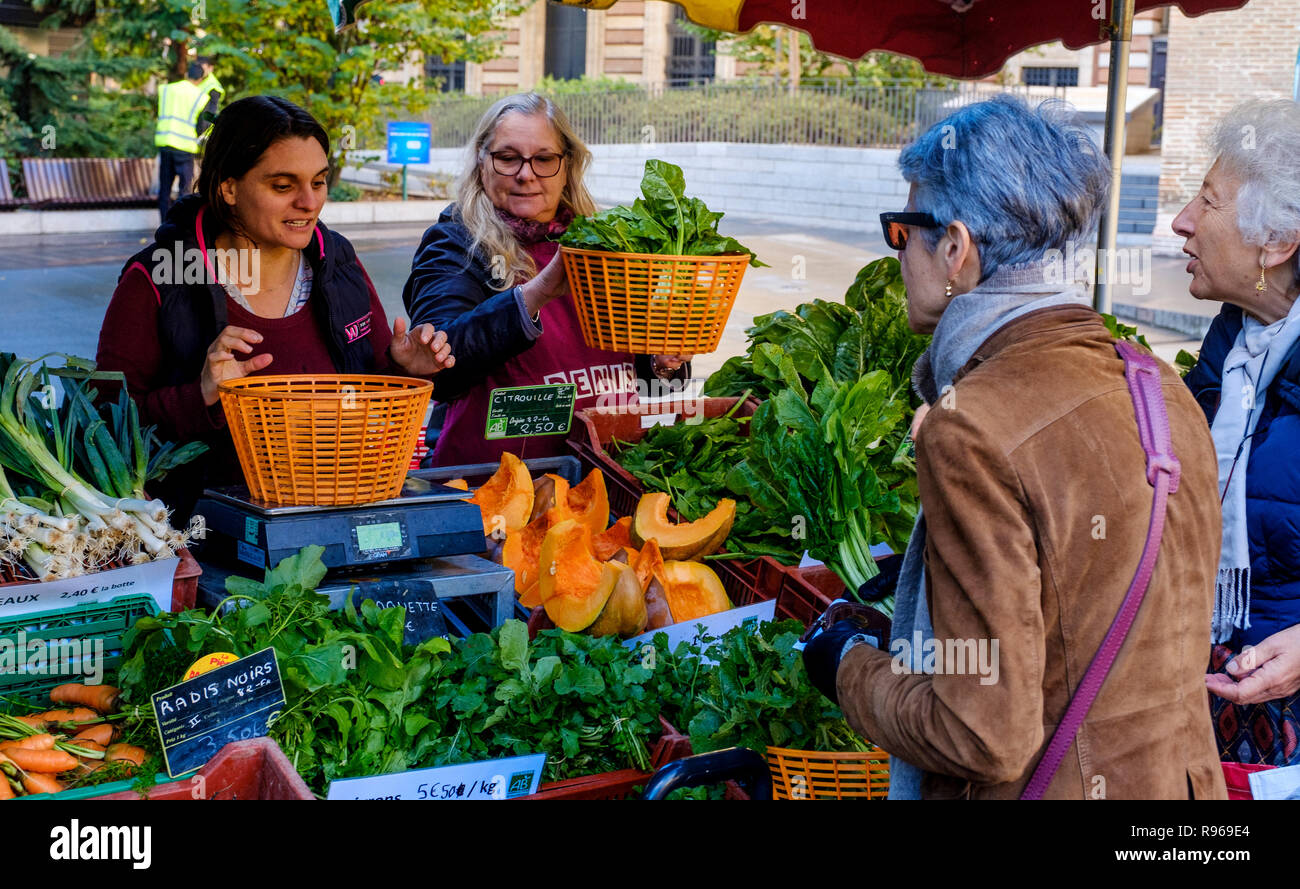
[{"x1": 1153, "y1": 0, "x2": 1300, "y2": 255}]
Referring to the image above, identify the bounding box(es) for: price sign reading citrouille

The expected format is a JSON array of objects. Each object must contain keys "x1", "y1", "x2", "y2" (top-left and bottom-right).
[{"x1": 484, "y1": 383, "x2": 577, "y2": 439}]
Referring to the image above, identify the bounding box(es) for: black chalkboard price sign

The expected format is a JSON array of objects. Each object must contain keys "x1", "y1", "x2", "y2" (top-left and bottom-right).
[
  {"x1": 150, "y1": 647, "x2": 286, "y2": 778},
  {"x1": 356, "y1": 578, "x2": 447, "y2": 644},
  {"x1": 484, "y1": 383, "x2": 577, "y2": 439}
]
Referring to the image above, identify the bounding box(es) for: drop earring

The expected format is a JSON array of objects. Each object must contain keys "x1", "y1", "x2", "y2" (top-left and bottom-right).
[
  {"x1": 1257, "y1": 264, "x2": 1267, "y2": 292},
  {"x1": 945, "y1": 280, "x2": 954, "y2": 298}
]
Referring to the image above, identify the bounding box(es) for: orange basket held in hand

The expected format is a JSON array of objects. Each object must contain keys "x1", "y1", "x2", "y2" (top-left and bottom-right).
[
  {"x1": 560, "y1": 246, "x2": 749, "y2": 354},
  {"x1": 218, "y1": 374, "x2": 433, "y2": 507},
  {"x1": 766, "y1": 745, "x2": 891, "y2": 800}
]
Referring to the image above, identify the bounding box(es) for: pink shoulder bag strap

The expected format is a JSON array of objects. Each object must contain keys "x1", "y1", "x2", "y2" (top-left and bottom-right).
[{"x1": 1020, "y1": 341, "x2": 1183, "y2": 800}]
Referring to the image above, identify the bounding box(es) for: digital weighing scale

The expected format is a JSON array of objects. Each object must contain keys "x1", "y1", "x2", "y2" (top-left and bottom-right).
[{"x1": 189, "y1": 475, "x2": 518, "y2": 638}]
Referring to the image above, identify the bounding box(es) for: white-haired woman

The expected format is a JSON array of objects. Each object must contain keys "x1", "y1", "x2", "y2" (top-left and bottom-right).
[
  {"x1": 1177, "y1": 98, "x2": 1300, "y2": 766},
  {"x1": 403, "y1": 93, "x2": 687, "y2": 466}
]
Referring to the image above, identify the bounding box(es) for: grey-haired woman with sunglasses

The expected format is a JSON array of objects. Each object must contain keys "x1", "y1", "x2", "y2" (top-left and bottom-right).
[
  {"x1": 803, "y1": 95, "x2": 1226, "y2": 799},
  {"x1": 402, "y1": 93, "x2": 687, "y2": 466}
]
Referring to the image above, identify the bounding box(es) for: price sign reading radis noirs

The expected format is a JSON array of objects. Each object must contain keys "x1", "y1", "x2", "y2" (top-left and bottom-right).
[
  {"x1": 485, "y1": 383, "x2": 576, "y2": 439},
  {"x1": 150, "y1": 647, "x2": 286, "y2": 778}
]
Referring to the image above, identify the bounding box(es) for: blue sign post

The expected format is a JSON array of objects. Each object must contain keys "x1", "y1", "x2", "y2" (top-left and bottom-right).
[{"x1": 386, "y1": 121, "x2": 432, "y2": 201}]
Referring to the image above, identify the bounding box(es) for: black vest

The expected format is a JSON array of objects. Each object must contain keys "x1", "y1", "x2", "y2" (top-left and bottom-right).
[{"x1": 120, "y1": 196, "x2": 379, "y2": 386}]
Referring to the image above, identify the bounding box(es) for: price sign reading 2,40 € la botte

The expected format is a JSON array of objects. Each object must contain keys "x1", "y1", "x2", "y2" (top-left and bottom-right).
[
  {"x1": 485, "y1": 383, "x2": 577, "y2": 439},
  {"x1": 150, "y1": 647, "x2": 286, "y2": 778}
]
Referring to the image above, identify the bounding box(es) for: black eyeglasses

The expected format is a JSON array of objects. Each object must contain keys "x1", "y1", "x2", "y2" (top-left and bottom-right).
[
  {"x1": 880, "y1": 211, "x2": 942, "y2": 251},
  {"x1": 488, "y1": 151, "x2": 566, "y2": 178}
]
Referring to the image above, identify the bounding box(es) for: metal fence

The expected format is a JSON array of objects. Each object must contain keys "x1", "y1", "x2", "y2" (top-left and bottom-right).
[{"x1": 418, "y1": 79, "x2": 1067, "y2": 150}]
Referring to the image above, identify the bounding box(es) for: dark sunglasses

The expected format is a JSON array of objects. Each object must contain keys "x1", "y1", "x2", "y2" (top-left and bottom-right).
[{"x1": 880, "y1": 211, "x2": 942, "y2": 251}]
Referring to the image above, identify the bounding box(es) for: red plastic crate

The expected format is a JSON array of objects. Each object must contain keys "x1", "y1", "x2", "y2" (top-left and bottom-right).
[
  {"x1": 518, "y1": 716, "x2": 691, "y2": 800},
  {"x1": 90, "y1": 738, "x2": 315, "y2": 800}
]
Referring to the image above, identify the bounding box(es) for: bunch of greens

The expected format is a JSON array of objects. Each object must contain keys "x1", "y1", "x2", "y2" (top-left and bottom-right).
[
  {"x1": 120, "y1": 547, "x2": 456, "y2": 790},
  {"x1": 559, "y1": 159, "x2": 765, "y2": 266},
  {"x1": 687, "y1": 620, "x2": 872, "y2": 756},
  {"x1": 705, "y1": 257, "x2": 928, "y2": 406},
  {"x1": 726, "y1": 370, "x2": 910, "y2": 612},
  {"x1": 119, "y1": 547, "x2": 706, "y2": 793}
]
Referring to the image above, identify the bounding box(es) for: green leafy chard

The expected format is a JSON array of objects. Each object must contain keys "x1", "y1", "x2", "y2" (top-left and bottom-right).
[{"x1": 559, "y1": 159, "x2": 766, "y2": 266}]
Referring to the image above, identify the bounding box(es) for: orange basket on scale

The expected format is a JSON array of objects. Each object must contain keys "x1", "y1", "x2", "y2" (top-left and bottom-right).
[
  {"x1": 218, "y1": 374, "x2": 433, "y2": 507},
  {"x1": 560, "y1": 246, "x2": 749, "y2": 354}
]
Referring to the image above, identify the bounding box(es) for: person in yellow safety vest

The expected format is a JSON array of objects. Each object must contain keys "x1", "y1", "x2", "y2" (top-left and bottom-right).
[
  {"x1": 195, "y1": 56, "x2": 225, "y2": 140},
  {"x1": 155, "y1": 62, "x2": 205, "y2": 221}
]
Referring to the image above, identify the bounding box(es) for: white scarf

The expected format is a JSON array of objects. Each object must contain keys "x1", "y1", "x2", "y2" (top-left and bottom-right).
[{"x1": 1210, "y1": 296, "x2": 1300, "y2": 642}]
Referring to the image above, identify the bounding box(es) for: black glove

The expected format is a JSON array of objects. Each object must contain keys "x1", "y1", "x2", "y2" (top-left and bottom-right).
[
  {"x1": 857, "y1": 553, "x2": 903, "y2": 603},
  {"x1": 802, "y1": 619, "x2": 875, "y2": 706}
]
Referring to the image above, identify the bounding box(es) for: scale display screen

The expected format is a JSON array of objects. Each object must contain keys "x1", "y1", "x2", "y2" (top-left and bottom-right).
[{"x1": 355, "y1": 521, "x2": 404, "y2": 553}]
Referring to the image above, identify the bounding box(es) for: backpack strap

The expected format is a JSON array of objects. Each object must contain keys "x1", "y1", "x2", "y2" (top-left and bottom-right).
[{"x1": 1020, "y1": 341, "x2": 1181, "y2": 800}]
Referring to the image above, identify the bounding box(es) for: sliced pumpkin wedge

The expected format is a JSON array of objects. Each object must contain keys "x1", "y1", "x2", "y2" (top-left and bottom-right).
[
  {"x1": 566, "y1": 469, "x2": 610, "y2": 537},
  {"x1": 537, "y1": 518, "x2": 616, "y2": 632},
  {"x1": 467, "y1": 453, "x2": 534, "y2": 539},
  {"x1": 658, "y1": 560, "x2": 730, "y2": 624},
  {"x1": 630, "y1": 492, "x2": 735, "y2": 561}
]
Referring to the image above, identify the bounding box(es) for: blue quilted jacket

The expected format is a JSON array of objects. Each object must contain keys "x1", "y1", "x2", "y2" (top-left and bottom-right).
[{"x1": 1184, "y1": 303, "x2": 1300, "y2": 648}]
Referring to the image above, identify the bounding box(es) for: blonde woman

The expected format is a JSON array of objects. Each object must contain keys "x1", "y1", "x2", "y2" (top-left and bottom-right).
[{"x1": 403, "y1": 93, "x2": 687, "y2": 465}]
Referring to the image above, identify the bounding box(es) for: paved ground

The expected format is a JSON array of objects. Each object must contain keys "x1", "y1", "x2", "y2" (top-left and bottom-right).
[{"x1": 0, "y1": 216, "x2": 1209, "y2": 375}]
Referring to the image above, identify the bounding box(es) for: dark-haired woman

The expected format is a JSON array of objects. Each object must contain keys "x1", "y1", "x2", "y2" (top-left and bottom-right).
[{"x1": 97, "y1": 95, "x2": 453, "y2": 518}]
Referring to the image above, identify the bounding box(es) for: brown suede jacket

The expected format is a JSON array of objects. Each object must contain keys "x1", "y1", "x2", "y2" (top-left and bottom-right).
[{"x1": 837, "y1": 306, "x2": 1227, "y2": 800}]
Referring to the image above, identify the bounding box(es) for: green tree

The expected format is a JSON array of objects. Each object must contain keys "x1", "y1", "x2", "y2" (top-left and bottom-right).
[
  {"x1": 0, "y1": 24, "x2": 150, "y2": 157},
  {"x1": 194, "y1": 0, "x2": 526, "y2": 184}
]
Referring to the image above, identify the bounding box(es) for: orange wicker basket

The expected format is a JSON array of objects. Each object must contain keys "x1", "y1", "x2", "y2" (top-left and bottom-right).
[
  {"x1": 766, "y1": 745, "x2": 891, "y2": 800},
  {"x1": 560, "y1": 245, "x2": 749, "y2": 353},
  {"x1": 218, "y1": 374, "x2": 433, "y2": 507}
]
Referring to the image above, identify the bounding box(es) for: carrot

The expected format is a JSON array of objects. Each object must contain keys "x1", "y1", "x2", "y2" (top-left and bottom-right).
[
  {"x1": 0, "y1": 733, "x2": 57, "y2": 752},
  {"x1": 4, "y1": 748, "x2": 80, "y2": 774},
  {"x1": 69, "y1": 740, "x2": 105, "y2": 756},
  {"x1": 105, "y1": 744, "x2": 147, "y2": 767},
  {"x1": 13, "y1": 714, "x2": 46, "y2": 729},
  {"x1": 0, "y1": 773, "x2": 13, "y2": 800},
  {"x1": 22, "y1": 772, "x2": 64, "y2": 795},
  {"x1": 49, "y1": 683, "x2": 121, "y2": 715},
  {"x1": 36, "y1": 708, "x2": 100, "y2": 725},
  {"x1": 73, "y1": 724, "x2": 116, "y2": 746}
]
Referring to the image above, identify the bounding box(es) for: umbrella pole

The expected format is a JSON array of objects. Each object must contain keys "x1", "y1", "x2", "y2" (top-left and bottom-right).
[{"x1": 1094, "y1": 0, "x2": 1134, "y2": 314}]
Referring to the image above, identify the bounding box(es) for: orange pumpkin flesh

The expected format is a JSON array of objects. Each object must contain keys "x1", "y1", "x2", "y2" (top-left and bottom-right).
[
  {"x1": 537, "y1": 519, "x2": 616, "y2": 632},
  {"x1": 592, "y1": 517, "x2": 633, "y2": 561},
  {"x1": 519, "y1": 581, "x2": 542, "y2": 608},
  {"x1": 630, "y1": 493, "x2": 735, "y2": 561},
  {"x1": 467, "y1": 453, "x2": 534, "y2": 538},
  {"x1": 658, "y1": 560, "x2": 730, "y2": 623},
  {"x1": 444, "y1": 478, "x2": 469, "y2": 491},
  {"x1": 566, "y1": 470, "x2": 610, "y2": 536},
  {"x1": 503, "y1": 504, "x2": 574, "y2": 594}
]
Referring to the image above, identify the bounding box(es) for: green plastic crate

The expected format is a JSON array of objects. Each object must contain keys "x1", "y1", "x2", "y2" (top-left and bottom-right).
[{"x1": 0, "y1": 594, "x2": 158, "y2": 701}]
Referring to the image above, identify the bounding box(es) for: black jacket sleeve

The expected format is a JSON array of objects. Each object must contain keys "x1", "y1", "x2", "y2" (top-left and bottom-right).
[{"x1": 402, "y1": 213, "x2": 538, "y2": 403}]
